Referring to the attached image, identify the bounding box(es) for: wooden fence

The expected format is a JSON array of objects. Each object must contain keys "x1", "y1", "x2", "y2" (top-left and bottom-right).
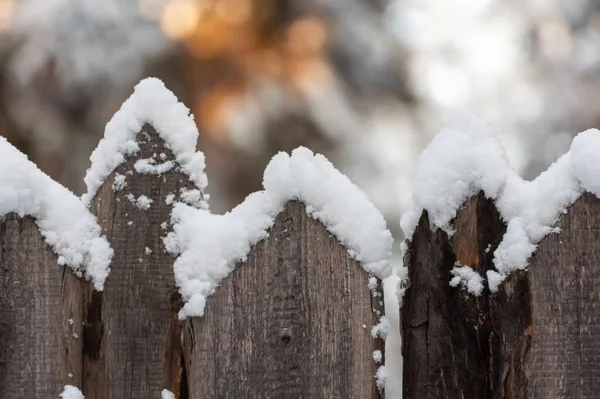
[
  {"x1": 0, "y1": 120, "x2": 386, "y2": 397},
  {"x1": 2, "y1": 80, "x2": 600, "y2": 399}
]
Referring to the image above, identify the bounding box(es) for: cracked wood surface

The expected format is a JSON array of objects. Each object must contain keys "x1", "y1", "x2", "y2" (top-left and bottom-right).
[
  {"x1": 401, "y1": 193, "x2": 530, "y2": 398},
  {"x1": 402, "y1": 192, "x2": 600, "y2": 399},
  {"x1": 84, "y1": 125, "x2": 194, "y2": 399},
  {"x1": 0, "y1": 214, "x2": 83, "y2": 399},
  {"x1": 183, "y1": 200, "x2": 385, "y2": 399}
]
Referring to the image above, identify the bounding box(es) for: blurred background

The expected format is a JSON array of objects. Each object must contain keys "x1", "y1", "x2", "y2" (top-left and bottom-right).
[{"x1": 1, "y1": 0, "x2": 600, "y2": 396}]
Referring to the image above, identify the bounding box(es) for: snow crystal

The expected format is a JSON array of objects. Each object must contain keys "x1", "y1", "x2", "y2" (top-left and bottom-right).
[
  {"x1": 125, "y1": 194, "x2": 153, "y2": 210},
  {"x1": 160, "y1": 222, "x2": 168, "y2": 230},
  {"x1": 371, "y1": 316, "x2": 390, "y2": 340},
  {"x1": 112, "y1": 174, "x2": 127, "y2": 191},
  {"x1": 164, "y1": 147, "x2": 393, "y2": 319},
  {"x1": 82, "y1": 78, "x2": 208, "y2": 205},
  {"x1": 373, "y1": 349, "x2": 383, "y2": 363},
  {"x1": 161, "y1": 389, "x2": 175, "y2": 399},
  {"x1": 159, "y1": 153, "x2": 168, "y2": 161},
  {"x1": 401, "y1": 115, "x2": 600, "y2": 293},
  {"x1": 0, "y1": 137, "x2": 112, "y2": 290},
  {"x1": 450, "y1": 266, "x2": 484, "y2": 295},
  {"x1": 145, "y1": 247, "x2": 152, "y2": 255},
  {"x1": 60, "y1": 385, "x2": 84, "y2": 399},
  {"x1": 134, "y1": 158, "x2": 175, "y2": 175},
  {"x1": 165, "y1": 194, "x2": 175, "y2": 205},
  {"x1": 375, "y1": 366, "x2": 387, "y2": 391}
]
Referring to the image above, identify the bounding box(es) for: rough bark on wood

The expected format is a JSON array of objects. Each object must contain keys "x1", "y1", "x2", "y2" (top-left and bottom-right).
[
  {"x1": 84, "y1": 124, "x2": 196, "y2": 399},
  {"x1": 0, "y1": 214, "x2": 83, "y2": 399},
  {"x1": 401, "y1": 193, "x2": 532, "y2": 398},
  {"x1": 526, "y1": 192, "x2": 600, "y2": 398},
  {"x1": 182, "y1": 200, "x2": 385, "y2": 399}
]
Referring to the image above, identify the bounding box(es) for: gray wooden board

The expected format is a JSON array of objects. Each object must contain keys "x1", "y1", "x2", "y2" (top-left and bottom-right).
[
  {"x1": 0, "y1": 214, "x2": 83, "y2": 399},
  {"x1": 85, "y1": 125, "x2": 195, "y2": 399},
  {"x1": 183, "y1": 200, "x2": 385, "y2": 399}
]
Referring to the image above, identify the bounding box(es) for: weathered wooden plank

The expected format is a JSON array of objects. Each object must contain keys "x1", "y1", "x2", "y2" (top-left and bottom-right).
[
  {"x1": 0, "y1": 214, "x2": 83, "y2": 399},
  {"x1": 84, "y1": 124, "x2": 195, "y2": 399},
  {"x1": 401, "y1": 193, "x2": 528, "y2": 398},
  {"x1": 401, "y1": 192, "x2": 600, "y2": 398},
  {"x1": 526, "y1": 193, "x2": 600, "y2": 398},
  {"x1": 183, "y1": 200, "x2": 385, "y2": 398}
]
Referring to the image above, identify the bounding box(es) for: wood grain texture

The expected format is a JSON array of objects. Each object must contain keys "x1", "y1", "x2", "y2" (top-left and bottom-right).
[
  {"x1": 183, "y1": 200, "x2": 385, "y2": 399},
  {"x1": 401, "y1": 193, "x2": 526, "y2": 398},
  {"x1": 85, "y1": 124, "x2": 196, "y2": 399},
  {"x1": 526, "y1": 193, "x2": 600, "y2": 398},
  {"x1": 0, "y1": 214, "x2": 83, "y2": 399}
]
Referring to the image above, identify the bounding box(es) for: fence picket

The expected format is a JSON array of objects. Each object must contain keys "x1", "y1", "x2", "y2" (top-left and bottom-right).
[
  {"x1": 0, "y1": 214, "x2": 83, "y2": 398},
  {"x1": 84, "y1": 124, "x2": 199, "y2": 399},
  {"x1": 526, "y1": 193, "x2": 600, "y2": 397},
  {"x1": 182, "y1": 200, "x2": 385, "y2": 398}
]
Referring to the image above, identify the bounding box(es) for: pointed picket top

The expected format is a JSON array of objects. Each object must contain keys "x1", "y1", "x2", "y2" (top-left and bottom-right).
[
  {"x1": 0, "y1": 136, "x2": 112, "y2": 290},
  {"x1": 82, "y1": 77, "x2": 208, "y2": 207},
  {"x1": 168, "y1": 147, "x2": 392, "y2": 397},
  {"x1": 400, "y1": 113, "x2": 600, "y2": 292},
  {"x1": 401, "y1": 117, "x2": 600, "y2": 398},
  {"x1": 165, "y1": 146, "x2": 393, "y2": 319},
  {"x1": 81, "y1": 78, "x2": 209, "y2": 399}
]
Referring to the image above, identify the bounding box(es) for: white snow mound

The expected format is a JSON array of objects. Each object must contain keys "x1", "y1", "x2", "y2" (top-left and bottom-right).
[
  {"x1": 164, "y1": 146, "x2": 394, "y2": 319},
  {"x1": 82, "y1": 77, "x2": 207, "y2": 206},
  {"x1": 0, "y1": 137, "x2": 112, "y2": 290},
  {"x1": 400, "y1": 114, "x2": 600, "y2": 294}
]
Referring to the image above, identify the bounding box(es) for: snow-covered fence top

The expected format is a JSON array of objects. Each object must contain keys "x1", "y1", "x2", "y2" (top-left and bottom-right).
[
  {"x1": 0, "y1": 137, "x2": 110, "y2": 399},
  {"x1": 0, "y1": 78, "x2": 391, "y2": 399},
  {"x1": 400, "y1": 114, "x2": 600, "y2": 398}
]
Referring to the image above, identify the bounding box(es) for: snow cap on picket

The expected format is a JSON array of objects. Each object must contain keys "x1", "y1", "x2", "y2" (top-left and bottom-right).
[
  {"x1": 0, "y1": 136, "x2": 113, "y2": 290},
  {"x1": 400, "y1": 112, "x2": 600, "y2": 294},
  {"x1": 82, "y1": 77, "x2": 207, "y2": 205},
  {"x1": 164, "y1": 146, "x2": 394, "y2": 319}
]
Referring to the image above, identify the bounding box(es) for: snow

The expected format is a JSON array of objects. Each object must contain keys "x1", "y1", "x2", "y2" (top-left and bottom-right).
[
  {"x1": 126, "y1": 193, "x2": 153, "y2": 210},
  {"x1": 486, "y1": 270, "x2": 506, "y2": 292},
  {"x1": 373, "y1": 349, "x2": 383, "y2": 363},
  {"x1": 371, "y1": 315, "x2": 390, "y2": 340},
  {"x1": 400, "y1": 115, "x2": 600, "y2": 293},
  {"x1": 164, "y1": 146, "x2": 393, "y2": 319},
  {"x1": 112, "y1": 173, "x2": 127, "y2": 191},
  {"x1": 0, "y1": 137, "x2": 112, "y2": 291},
  {"x1": 82, "y1": 78, "x2": 208, "y2": 206},
  {"x1": 180, "y1": 188, "x2": 206, "y2": 209},
  {"x1": 400, "y1": 113, "x2": 509, "y2": 239},
  {"x1": 134, "y1": 158, "x2": 175, "y2": 175},
  {"x1": 450, "y1": 265, "x2": 484, "y2": 295},
  {"x1": 161, "y1": 389, "x2": 175, "y2": 399},
  {"x1": 571, "y1": 129, "x2": 600, "y2": 197},
  {"x1": 396, "y1": 266, "x2": 409, "y2": 306},
  {"x1": 375, "y1": 365, "x2": 387, "y2": 391},
  {"x1": 59, "y1": 385, "x2": 84, "y2": 399}
]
